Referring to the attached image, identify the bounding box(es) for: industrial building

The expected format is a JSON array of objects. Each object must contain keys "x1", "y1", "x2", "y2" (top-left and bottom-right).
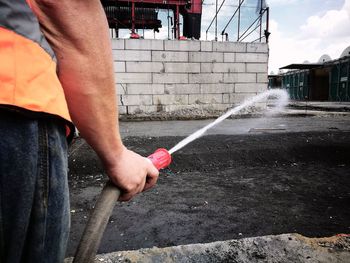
[{"x1": 269, "y1": 46, "x2": 350, "y2": 102}]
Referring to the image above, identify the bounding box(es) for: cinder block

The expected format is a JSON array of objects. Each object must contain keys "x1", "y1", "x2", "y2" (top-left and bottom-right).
[
  {"x1": 257, "y1": 73, "x2": 268, "y2": 83},
  {"x1": 164, "y1": 104, "x2": 195, "y2": 112},
  {"x1": 210, "y1": 63, "x2": 246, "y2": 73},
  {"x1": 118, "y1": 105, "x2": 127, "y2": 114},
  {"x1": 189, "y1": 52, "x2": 223, "y2": 63},
  {"x1": 200, "y1": 83, "x2": 233, "y2": 93},
  {"x1": 224, "y1": 53, "x2": 235, "y2": 62},
  {"x1": 236, "y1": 53, "x2": 268, "y2": 63},
  {"x1": 153, "y1": 94, "x2": 189, "y2": 105},
  {"x1": 189, "y1": 73, "x2": 223, "y2": 84},
  {"x1": 113, "y1": 50, "x2": 151, "y2": 61},
  {"x1": 201, "y1": 41, "x2": 212, "y2": 52},
  {"x1": 128, "y1": 105, "x2": 158, "y2": 114},
  {"x1": 224, "y1": 73, "x2": 256, "y2": 83},
  {"x1": 229, "y1": 93, "x2": 257, "y2": 104},
  {"x1": 127, "y1": 84, "x2": 164, "y2": 95},
  {"x1": 235, "y1": 83, "x2": 267, "y2": 93},
  {"x1": 164, "y1": 40, "x2": 200, "y2": 51},
  {"x1": 164, "y1": 63, "x2": 200, "y2": 73},
  {"x1": 247, "y1": 43, "x2": 268, "y2": 53},
  {"x1": 113, "y1": 62, "x2": 125, "y2": 72},
  {"x1": 126, "y1": 62, "x2": 164, "y2": 73},
  {"x1": 153, "y1": 73, "x2": 188, "y2": 84},
  {"x1": 246, "y1": 63, "x2": 268, "y2": 73},
  {"x1": 152, "y1": 51, "x2": 188, "y2": 62},
  {"x1": 164, "y1": 84, "x2": 200, "y2": 94},
  {"x1": 121, "y1": 94, "x2": 153, "y2": 106},
  {"x1": 212, "y1": 42, "x2": 246, "y2": 52},
  {"x1": 116, "y1": 84, "x2": 127, "y2": 95},
  {"x1": 115, "y1": 73, "x2": 152, "y2": 84},
  {"x1": 111, "y1": 39, "x2": 124, "y2": 50},
  {"x1": 189, "y1": 94, "x2": 222, "y2": 104},
  {"x1": 223, "y1": 93, "x2": 230, "y2": 103},
  {"x1": 125, "y1": 39, "x2": 163, "y2": 50},
  {"x1": 200, "y1": 63, "x2": 213, "y2": 73},
  {"x1": 201, "y1": 62, "x2": 245, "y2": 73}
]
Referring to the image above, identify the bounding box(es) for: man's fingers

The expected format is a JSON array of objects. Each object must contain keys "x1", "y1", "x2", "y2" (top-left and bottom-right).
[
  {"x1": 143, "y1": 176, "x2": 157, "y2": 191},
  {"x1": 148, "y1": 160, "x2": 159, "y2": 178},
  {"x1": 118, "y1": 176, "x2": 146, "y2": 201},
  {"x1": 143, "y1": 163, "x2": 159, "y2": 191},
  {"x1": 116, "y1": 157, "x2": 159, "y2": 201},
  {"x1": 118, "y1": 187, "x2": 140, "y2": 201},
  {"x1": 118, "y1": 192, "x2": 133, "y2": 202}
]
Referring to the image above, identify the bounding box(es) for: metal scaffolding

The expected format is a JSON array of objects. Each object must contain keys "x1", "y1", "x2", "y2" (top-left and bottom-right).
[{"x1": 205, "y1": 0, "x2": 270, "y2": 43}]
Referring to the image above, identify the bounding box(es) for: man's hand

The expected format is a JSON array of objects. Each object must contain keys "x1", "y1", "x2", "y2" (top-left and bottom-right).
[{"x1": 105, "y1": 146, "x2": 159, "y2": 201}]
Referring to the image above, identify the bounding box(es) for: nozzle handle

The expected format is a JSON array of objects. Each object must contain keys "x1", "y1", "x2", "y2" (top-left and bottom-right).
[{"x1": 147, "y1": 148, "x2": 172, "y2": 170}]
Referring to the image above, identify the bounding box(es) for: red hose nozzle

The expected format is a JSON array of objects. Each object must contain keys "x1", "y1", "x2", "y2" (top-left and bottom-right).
[{"x1": 147, "y1": 148, "x2": 172, "y2": 170}]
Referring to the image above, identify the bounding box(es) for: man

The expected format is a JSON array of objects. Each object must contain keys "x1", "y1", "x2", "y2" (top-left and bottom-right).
[{"x1": 0, "y1": 0, "x2": 159, "y2": 262}]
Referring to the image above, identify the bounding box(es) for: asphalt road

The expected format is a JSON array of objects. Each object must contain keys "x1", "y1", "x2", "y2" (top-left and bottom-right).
[{"x1": 66, "y1": 116, "x2": 350, "y2": 257}]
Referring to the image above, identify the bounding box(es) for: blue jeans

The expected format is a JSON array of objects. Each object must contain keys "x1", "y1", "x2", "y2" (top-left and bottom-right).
[{"x1": 0, "y1": 110, "x2": 70, "y2": 263}]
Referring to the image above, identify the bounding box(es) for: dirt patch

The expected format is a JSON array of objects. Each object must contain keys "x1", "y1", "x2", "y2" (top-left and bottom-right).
[
  {"x1": 118, "y1": 105, "x2": 266, "y2": 121},
  {"x1": 66, "y1": 131, "x2": 350, "y2": 257}
]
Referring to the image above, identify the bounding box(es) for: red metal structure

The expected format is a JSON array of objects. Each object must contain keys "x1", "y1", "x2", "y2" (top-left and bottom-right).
[{"x1": 101, "y1": 0, "x2": 202, "y2": 39}]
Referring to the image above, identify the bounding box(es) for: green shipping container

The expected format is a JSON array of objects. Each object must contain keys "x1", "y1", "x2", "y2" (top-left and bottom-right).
[
  {"x1": 348, "y1": 60, "x2": 350, "y2": 101},
  {"x1": 288, "y1": 74, "x2": 294, "y2": 100},
  {"x1": 339, "y1": 62, "x2": 349, "y2": 101},
  {"x1": 283, "y1": 75, "x2": 292, "y2": 99},
  {"x1": 297, "y1": 72, "x2": 303, "y2": 100},
  {"x1": 329, "y1": 65, "x2": 339, "y2": 101},
  {"x1": 290, "y1": 74, "x2": 295, "y2": 100},
  {"x1": 299, "y1": 71, "x2": 310, "y2": 100},
  {"x1": 288, "y1": 75, "x2": 293, "y2": 99},
  {"x1": 330, "y1": 59, "x2": 350, "y2": 102},
  {"x1": 292, "y1": 73, "x2": 299, "y2": 100},
  {"x1": 286, "y1": 74, "x2": 292, "y2": 99}
]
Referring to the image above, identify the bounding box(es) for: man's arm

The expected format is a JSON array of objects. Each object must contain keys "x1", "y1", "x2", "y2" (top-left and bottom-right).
[{"x1": 30, "y1": 0, "x2": 159, "y2": 201}]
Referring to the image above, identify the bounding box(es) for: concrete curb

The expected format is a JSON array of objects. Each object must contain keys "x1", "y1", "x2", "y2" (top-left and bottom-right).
[
  {"x1": 288, "y1": 101, "x2": 350, "y2": 112},
  {"x1": 65, "y1": 233, "x2": 350, "y2": 263}
]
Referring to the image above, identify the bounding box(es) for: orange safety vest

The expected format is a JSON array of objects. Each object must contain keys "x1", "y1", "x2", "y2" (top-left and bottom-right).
[{"x1": 0, "y1": 0, "x2": 72, "y2": 134}]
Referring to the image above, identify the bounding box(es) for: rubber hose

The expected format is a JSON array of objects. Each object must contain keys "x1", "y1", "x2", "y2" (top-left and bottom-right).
[{"x1": 73, "y1": 180, "x2": 121, "y2": 263}]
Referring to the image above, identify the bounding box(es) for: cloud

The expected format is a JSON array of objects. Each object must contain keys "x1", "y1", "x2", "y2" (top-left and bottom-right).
[
  {"x1": 144, "y1": 26, "x2": 170, "y2": 39},
  {"x1": 300, "y1": 1, "x2": 350, "y2": 39},
  {"x1": 268, "y1": 0, "x2": 350, "y2": 73},
  {"x1": 266, "y1": 0, "x2": 299, "y2": 6},
  {"x1": 200, "y1": 30, "x2": 216, "y2": 41}
]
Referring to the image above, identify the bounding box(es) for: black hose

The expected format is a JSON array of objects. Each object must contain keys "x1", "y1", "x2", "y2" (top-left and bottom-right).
[{"x1": 73, "y1": 180, "x2": 121, "y2": 263}]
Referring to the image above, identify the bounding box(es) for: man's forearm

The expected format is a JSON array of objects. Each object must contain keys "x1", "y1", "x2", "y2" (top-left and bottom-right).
[{"x1": 31, "y1": 0, "x2": 123, "y2": 166}]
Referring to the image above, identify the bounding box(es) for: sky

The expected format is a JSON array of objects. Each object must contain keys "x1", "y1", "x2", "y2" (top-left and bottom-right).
[
  {"x1": 267, "y1": 0, "x2": 350, "y2": 74},
  {"x1": 118, "y1": 0, "x2": 350, "y2": 74}
]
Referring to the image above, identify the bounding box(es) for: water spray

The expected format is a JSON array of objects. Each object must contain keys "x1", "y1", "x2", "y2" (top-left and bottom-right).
[{"x1": 145, "y1": 89, "x2": 289, "y2": 170}]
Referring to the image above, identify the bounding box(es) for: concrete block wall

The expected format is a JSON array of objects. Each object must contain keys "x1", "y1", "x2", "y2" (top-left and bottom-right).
[{"x1": 112, "y1": 39, "x2": 268, "y2": 116}]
